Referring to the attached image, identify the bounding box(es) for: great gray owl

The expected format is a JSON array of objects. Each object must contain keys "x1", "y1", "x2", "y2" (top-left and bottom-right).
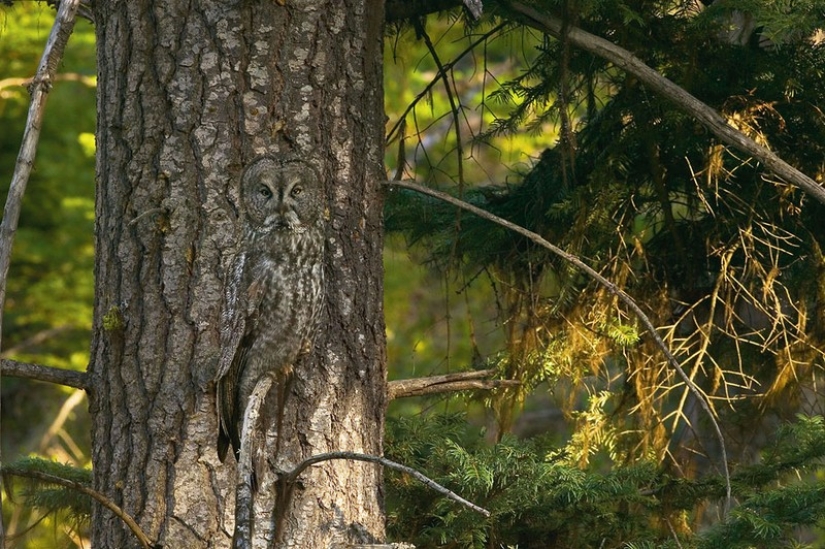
[{"x1": 215, "y1": 155, "x2": 325, "y2": 463}]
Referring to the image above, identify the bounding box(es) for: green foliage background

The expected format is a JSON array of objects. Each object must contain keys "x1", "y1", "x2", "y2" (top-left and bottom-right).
[
  {"x1": 4, "y1": 0, "x2": 825, "y2": 547},
  {"x1": 1, "y1": 4, "x2": 95, "y2": 545}
]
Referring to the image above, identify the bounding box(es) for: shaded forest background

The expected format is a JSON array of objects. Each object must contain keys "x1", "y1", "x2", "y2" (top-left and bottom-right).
[{"x1": 4, "y1": 1, "x2": 825, "y2": 547}]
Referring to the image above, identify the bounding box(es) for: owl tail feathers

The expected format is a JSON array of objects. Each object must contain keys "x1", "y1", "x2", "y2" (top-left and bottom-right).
[
  {"x1": 217, "y1": 425, "x2": 242, "y2": 463},
  {"x1": 217, "y1": 431, "x2": 231, "y2": 463}
]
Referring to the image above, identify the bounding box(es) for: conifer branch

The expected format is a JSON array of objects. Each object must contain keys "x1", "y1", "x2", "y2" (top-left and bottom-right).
[
  {"x1": 1, "y1": 359, "x2": 89, "y2": 390},
  {"x1": 282, "y1": 451, "x2": 491, "y2": 517},
  {"x1": 388, "y1": 369, "x2": 520, "y2": 399},
  {"x1": 384, "y1": 178, "x2": 733, "y2": 510},
  {"x1": 2, "y1": 465, "x2": 155, "y2": 549},
  {"x1": 507, "y1": 1, "x2": 825, "y2": 207}
]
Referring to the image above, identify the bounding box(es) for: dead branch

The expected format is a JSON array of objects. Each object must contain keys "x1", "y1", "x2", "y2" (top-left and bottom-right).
[
  {"x1": 282, "y1": 451, "x2": 491, "y2": 518},
  {"x1": 388, "y1": 369, "x2": 520, "y2": 399},
  {"x1": 1, "y1": 359, "x2": 89, "y2": 390},
  {"x1": 384, "y1": 178, "x2": 733, "y2": 511}
]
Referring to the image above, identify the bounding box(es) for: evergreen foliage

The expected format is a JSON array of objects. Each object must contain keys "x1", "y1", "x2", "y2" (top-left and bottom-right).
[
  {"x1": 386, "y1": 413, "x2": 825, "y2": 548},
  {"x1": 386, "y1": 0, "x2": 825, "y2": 469},
  {"x1": 1, "y1": 458, "x2": 91, "y2": 543}
]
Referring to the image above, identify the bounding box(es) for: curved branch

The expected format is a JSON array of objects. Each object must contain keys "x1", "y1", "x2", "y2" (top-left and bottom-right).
[
  {"x1": 282, "y1": 451, "x2": 491, "y2": 517},
  {"x1": 1, "y1": 359, "x2": 89, "y2": 391},
  {"x1": 2, "y1": 467, "x2": 155, "y2": 549},
  {"x1": 507, "y1": 1, "x2": 825, "y2": 207},
  {"x1": 384, "y1": 178, "x2": 733, "y2": 510}
]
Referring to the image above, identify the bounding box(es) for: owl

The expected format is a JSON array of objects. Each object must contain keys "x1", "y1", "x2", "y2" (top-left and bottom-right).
[{"x1": 215, "y1": 155, "x2": 325, "y2": 463}]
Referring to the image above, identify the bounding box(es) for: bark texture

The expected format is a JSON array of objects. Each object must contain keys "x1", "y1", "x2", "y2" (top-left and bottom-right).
[{"x1": 90, "y1": 1, "x2": 386, "y2": 547}]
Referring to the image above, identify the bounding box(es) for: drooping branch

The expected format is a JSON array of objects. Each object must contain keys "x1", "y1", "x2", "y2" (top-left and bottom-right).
[
  {"x1": 281, "y1": 451, "x2": 491, "y2": 517},
  {"x1": 507, "y1": 1, "x2": 825, "y2": 206},
  {"x1": 1, "y1": 359, "x2": 89, "y2": 390},
  {"x1": 388, "y1": 368, "x2": 520, "y2": 399},
  {"x1": 384, "y1": 178, "x2": 733, "y2": 510},
  {"x1": 2, "y1": 466, "x2": 155, "y2": 549}
]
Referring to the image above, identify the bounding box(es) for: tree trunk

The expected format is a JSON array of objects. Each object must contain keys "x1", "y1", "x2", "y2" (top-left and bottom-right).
[{"x1": 89, "y1": 1, "x2": 386, "y2": 547}]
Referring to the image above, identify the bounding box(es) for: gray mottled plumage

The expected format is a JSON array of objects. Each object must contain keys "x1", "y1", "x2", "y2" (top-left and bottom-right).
[{"x1": 215, "y1": 155, "x2": 325, "y2": 463}]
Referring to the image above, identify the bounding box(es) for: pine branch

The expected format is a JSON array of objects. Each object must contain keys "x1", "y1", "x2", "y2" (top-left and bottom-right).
[
  {"x1": 507, "y1": 1, "x2": 825, "y2": 207},
  {"x1": 1, "y1": 359, "x2": 89, "y2": 390},
  {"x1": 2, "y1": 464, "x2": 155, "y2": 549},
  {"x1": 388, "y1": 369, "x2": 520, "y2": 399},
  {"x1": 282, "y1": 451, "x2": 491, "y2": 517},
  {"x1": 384, "y1": 178, "x2": 733, "y2": 511}
]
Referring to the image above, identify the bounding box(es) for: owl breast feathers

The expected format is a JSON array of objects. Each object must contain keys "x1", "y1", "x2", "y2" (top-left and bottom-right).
[{"x1": 215, "y1": 155, "x2": 325, "y2": 462}]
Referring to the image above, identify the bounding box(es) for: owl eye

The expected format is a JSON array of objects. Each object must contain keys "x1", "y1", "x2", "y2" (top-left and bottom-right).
[
  {"x1": 291, "y1": 186, "x2": 303, "y2": 197},
  {"x1": 258, "y1": 186, "x2": 272, "y2": 199}
]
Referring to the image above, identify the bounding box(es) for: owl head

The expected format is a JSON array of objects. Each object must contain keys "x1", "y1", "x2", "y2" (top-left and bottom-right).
[{"x1": 240, "y1": 156, "x2": 323, "y2": 233}]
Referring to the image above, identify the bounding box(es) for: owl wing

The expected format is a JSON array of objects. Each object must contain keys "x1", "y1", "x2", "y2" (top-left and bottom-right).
[
  {"x1": 216, "y1": 251, "x2": 250, "y2": 461},
  {"x1": 215, "y1": 252, "x2": 273, "y2": 462}
]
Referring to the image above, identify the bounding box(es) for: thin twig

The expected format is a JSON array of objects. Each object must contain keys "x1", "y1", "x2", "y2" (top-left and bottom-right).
[
  {"x1": 413, "y1": 20, "x2": 466, "y2": 192},
  {"x1": 1, "y1": 467, "x2": 155, "y2": 549},
  {"x1": 0, "y1": 0, "x2": 84, "y2": 542},
  {"x1": 282, "y1": 451, "x2": 491, "y2": 517},
  {"x1": 507, "y1": 1, "x2": 825, "y2": 207},
  {"x1": 384, "y1": 178, "x2": 733, "y2": 511},
  {"x1": 1, "y1": 359, "x2": 89, "y2": 390},
  {"x1": 386, "y1": 23, "x2": 508, "y2": 144}
]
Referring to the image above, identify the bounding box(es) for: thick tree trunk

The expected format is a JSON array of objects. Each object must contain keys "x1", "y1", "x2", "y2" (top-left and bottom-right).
[{"x1": 89, "y1": 1, "x2": 386, "y2": 547}]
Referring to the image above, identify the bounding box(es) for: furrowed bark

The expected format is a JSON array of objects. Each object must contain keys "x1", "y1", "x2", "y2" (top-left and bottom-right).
[{"x1": 91, "y1": 1, "x2": 386, "y2": 546}]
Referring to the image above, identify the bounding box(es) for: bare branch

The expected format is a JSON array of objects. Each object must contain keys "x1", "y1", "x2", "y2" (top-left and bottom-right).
[
  {"x1": 388, "y1": 368, "x2": 520, "y2": 399},
  {"x1": 507, "y1": 1, "x2": 825, "y2": 207},
  {"x1": 1, "y1": 359, "x2": 89, "y2": 390},
  {"x1": 0, "y1": 1, "x2": 84, "y2": 541},
  {"x1": 282, "y1": 451, "x2": 491, "y2": 517},
  {"x1": 1, "y1": 466, "x2": 155, "y2": 549},
  {"x1": 384, "y1": 178, "x2": 733, "y2": 510}
]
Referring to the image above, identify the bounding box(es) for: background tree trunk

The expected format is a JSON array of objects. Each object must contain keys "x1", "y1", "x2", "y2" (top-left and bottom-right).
[{"x1": 90, "y1": 1, "x2": 386, "y2": 547}]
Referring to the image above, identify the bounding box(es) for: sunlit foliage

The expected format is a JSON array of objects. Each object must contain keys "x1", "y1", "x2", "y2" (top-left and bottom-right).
[{"x1": 1, "y1": 3, "x2": 95, "y2": 546}]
